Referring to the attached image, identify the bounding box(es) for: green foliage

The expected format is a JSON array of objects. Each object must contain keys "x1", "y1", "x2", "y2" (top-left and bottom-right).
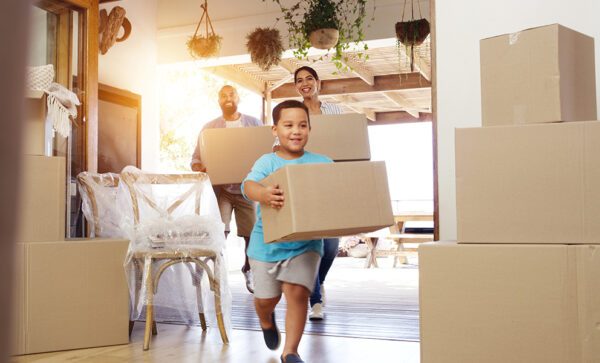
[{"x1": 263, "y1": 0, "x2": 373, "y2": 73}]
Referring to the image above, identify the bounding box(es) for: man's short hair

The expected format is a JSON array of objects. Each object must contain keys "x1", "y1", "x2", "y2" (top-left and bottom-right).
[{"x1": 272, "y1": 100, "x2": 310, "y2": 125}]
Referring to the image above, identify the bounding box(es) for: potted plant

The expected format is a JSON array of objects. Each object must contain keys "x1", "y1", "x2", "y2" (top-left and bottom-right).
[
  {"x1": 395, "y1": 0, "x2": 430, "y2": 73},
  {"x1": 187, "y1": 34, "x2": 222, "y2": 59},
  {"x1": 264, "y1": 0, "x2": 372, "y2": 72},
  {"x1": 187, "y1": 0, "x2": 222, "y2": 59},
  {"x1": 246, "y1": 27, "x2": 285, "y2": 71}
]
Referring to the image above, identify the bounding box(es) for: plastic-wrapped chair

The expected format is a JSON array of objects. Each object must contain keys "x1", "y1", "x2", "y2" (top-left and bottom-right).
[
  {"x1": 77, "y1": 171, "x2": 159, "y2": 336},
  {"x1": 118, "y1": 167, "x2": 230, "y2": 350}
]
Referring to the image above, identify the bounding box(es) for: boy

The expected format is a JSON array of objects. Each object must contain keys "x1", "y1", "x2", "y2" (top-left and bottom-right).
[{"x1": 242, "y1": 100, "x2": 332, "y2": 363}]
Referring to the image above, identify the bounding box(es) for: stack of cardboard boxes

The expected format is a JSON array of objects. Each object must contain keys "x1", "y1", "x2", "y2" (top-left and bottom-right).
[
  {"x1": 12, "y1": 96, "x2": 130, "y2": 355},
  {"x1": 420, "y1": 24, "x2": 600, "y2": 362},
  {"x1": 199, "y1": 113, "x2": 394, "y2": 243}
]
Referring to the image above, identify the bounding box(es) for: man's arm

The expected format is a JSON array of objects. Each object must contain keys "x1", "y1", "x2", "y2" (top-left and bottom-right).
[{"x1": 243, "y1": 180, "x2": 284, "y2": 209}]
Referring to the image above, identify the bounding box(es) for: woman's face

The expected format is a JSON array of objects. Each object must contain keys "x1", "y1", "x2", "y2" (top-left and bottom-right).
[{"x1": 295, "y1": 69, "x2": 320, "y2": 99}]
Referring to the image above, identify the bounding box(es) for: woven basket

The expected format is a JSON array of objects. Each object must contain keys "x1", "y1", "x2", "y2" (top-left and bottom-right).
[{"x1": 26, "y1": 64, "x2": 54, "y2": 91}]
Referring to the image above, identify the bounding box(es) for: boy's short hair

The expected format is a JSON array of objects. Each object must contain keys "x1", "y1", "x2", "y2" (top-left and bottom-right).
[{"x1": 272, "y1": 100, "x2": 310, "y2": 126}]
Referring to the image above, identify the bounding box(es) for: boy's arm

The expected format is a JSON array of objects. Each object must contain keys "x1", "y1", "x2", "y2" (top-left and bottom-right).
[{"x1": 243, "y1": 180, "x2": 285, "y2": 209}]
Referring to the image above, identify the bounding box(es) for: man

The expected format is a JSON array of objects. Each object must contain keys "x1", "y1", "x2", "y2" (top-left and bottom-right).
[{"x1": 191, "y1": 85, "x2": 262, "y2": 293}]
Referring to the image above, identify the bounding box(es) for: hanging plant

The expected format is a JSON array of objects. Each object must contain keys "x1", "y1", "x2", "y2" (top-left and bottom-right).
[
  {"x1": 263, "y1": 0, "x2": 373, "y2": 73},
  {"x1": 246, "y1": 27, "x2": 284, "y2": 71},
  {"x1": 187, "y1": 0, "x2": 222, "y2": 59},
  {"x1": 395, "y1": 0, "x2": 430, "y2": 75}
]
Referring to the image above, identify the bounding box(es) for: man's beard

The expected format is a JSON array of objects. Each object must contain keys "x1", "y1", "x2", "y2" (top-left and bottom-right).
[{"x1": 220, "y1": 104, "x2": 237, "y2": 115}]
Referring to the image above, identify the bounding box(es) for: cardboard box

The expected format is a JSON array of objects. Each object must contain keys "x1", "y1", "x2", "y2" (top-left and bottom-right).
[
  {"x1": 480, "y1": 24, "x2": 596, "y2": 126},
  {"x1": 306, "y1": 113, "x2": 371, "y2": 160},
  {"x1": 419, "y1": 241, "x2": 600, "y2": 363},
  {"x1": 200, "y1": 125, "x2": 273, "y2": 185},
  {"x1": 199, "y1": 114, "x2": 371, "y2": 185},
  {"x1": 455, "y1": 121, "x2": 600, "y2": 244},
  {"x1": 16, "y1": 155, "x2": 66, "y2": 242},
  {"x1": 23, "y1": 92, "x2": 50, "y2": 155},
  {"x1": 259, "y1": 161, "x2": 393, "y2": 243},
  {"x1": 11, "y1": 238, "x2": 130, "y2": 355}
]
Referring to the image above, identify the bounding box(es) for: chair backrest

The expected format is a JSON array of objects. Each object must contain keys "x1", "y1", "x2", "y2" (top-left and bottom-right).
[
  {"x1": 76, "y1": 171, "x2": 121, "y2": 237},
  {"x1": 119, "y1": 170, "x2": 212, "y2": 225}
]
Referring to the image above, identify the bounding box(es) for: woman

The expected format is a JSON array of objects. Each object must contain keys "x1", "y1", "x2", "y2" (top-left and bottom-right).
[{"x1": 293, "y1": 66, "x2": 342, "y2": 321}]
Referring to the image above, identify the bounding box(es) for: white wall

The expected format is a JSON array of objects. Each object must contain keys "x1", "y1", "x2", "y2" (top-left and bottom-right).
[
  {"x1": 435, "y1": 0, "x2": 600, "y2": 240},
  {"x1": 98, "y1": 0, "x2": 159, "y2": 171}
]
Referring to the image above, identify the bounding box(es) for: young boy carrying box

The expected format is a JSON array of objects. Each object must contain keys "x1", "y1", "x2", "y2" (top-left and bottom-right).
[{"x1": 242, "y1": 100, "x2": 332, "y2": 363}]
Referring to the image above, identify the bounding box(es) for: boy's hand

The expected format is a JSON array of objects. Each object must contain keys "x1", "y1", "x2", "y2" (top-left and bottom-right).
[{"x1": 264, "y1": 184, "x2": 284, "y2": 209}]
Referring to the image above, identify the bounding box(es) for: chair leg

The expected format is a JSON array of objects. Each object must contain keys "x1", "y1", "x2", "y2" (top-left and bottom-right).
[
  {"x1": 193, "y1": 263, "x2": 207, "y2": 330},
  {"x1": 211, "y1": 259, "x2": 229, "y2": 344},
  {"x1": 151, "y1": 320, "x2": 158, "y2": 335},
  {"x1": 143, "y1": 256, "x2": 154, "y2": 351}
]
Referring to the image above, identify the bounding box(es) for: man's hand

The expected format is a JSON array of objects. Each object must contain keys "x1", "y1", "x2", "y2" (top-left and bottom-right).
[{"x1": 191, "y1": 161, "x2": 207, "y2": 172}]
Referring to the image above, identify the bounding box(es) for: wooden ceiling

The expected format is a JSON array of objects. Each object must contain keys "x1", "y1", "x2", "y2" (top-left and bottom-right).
[{"x1": 199, "y1": 37, "x2": 432, "y2": 124}]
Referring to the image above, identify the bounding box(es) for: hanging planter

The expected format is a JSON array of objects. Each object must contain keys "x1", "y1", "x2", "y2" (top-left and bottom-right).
[
  {"x1": 395, "y1": 0, "x2": 430, "y2": 75},
  {"x1": 395, "y1": 18, "x2": 430, "y2": 46},
  {"x1": 262, "y1": 0, "x2": 372, "y2": 73},
  {"x1": 187, "y1": 0, "x2": 222, "y2": 59},
  {"x1": 308, "y1": 28, "x2": 339, "y2": 50},
  {"x1": 246, "y1": 27, "x2": 284, "y2": 71}
]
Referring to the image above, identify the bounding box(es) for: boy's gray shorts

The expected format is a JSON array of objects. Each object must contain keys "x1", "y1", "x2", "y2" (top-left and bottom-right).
[{"x1": 249, "y1": 250, "x2": 321, "y2": 299}]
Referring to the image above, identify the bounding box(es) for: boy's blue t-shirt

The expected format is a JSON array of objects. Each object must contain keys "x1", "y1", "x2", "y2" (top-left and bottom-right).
[{"x1": 242, "y1": 151, "x2": 333, "y2": 262}]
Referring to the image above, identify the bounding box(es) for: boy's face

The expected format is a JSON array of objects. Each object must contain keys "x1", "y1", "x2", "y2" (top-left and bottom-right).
[{"x1": 272, "y1": 107, "x2": 311, "y2": 158}]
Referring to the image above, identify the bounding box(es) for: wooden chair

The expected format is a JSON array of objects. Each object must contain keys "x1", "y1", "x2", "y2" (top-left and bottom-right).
[
  {"x1": 76, "y1": 172, "x2": 159, "y2": 337},
  {"x1": 119, "y1": 171, "x2": 228, "y2": 350}
]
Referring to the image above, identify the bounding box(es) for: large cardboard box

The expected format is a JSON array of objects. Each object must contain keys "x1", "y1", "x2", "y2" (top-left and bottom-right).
[
  {"x1": 306, "y1": 113, "x2": 370, "y2": 160},
  {"x1": 16, "y1": 155, "x2": 66, "y2": 242},
  {"x1": 455, "y1": 121, "x2": 600, "y2": 244},
  {"x1": 11, "y1": 238, "x2": 130, "y2": 355},
  {"x1": 199, "y1": 125, "x2": 273, "y2": 185},
  {"x1": 199, "y1": 114, "x2": 370, "y2": 185},
  {"x1": 259, "y1": 161, "x2": 393, "y2": 243},
  {"x1": 419, "y1": 241, "x2": 600, "y2": 363},
  {"x1": 480, "y1": 24, "x2": 596, "y2": 126}
]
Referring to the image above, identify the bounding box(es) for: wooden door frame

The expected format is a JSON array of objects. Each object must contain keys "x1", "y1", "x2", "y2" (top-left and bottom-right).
[
  {"x1": 34, "y1": 0, "x2": 98, "y2": 172},
  {"x1": 430, "y1": 0, "x2": 439, "y2": 241}
]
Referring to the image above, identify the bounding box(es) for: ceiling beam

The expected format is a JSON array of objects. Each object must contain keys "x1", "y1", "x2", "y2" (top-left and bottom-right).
[
  {"x1": 334, "y1": 96, "x2": 375, "y2": 121},
  {"x1": 272, "y1": 73, "x2": 430, "y2": 99},
  {"x1": 382, "y1": 91, "x2": 422, "y2": 118},
  {"x1": 397, "y1": 41, "x2": 431, "y2": 80},
  {"x1": 368, "y1": 111, "x2": 433, "y2": 125},
  {"x1": 204, "y1": 65, "x2": 266, "y2": 95},
  {"x1": 339, "y1": 53, "x2": 374, "y2": 86}
]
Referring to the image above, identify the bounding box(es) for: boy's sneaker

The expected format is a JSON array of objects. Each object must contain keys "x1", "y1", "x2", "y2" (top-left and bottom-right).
[
  {"x1": 262, "y1": 312, "x2": 281, "y2": 350},
  {"x1": 309, "y1": 302, "x2": 324, "y2": 320},
  {"x1": 281, "y1": 354, "x2": 305, "y2": 363},
  {"x1": 242, "y1": 268, "x2": 254, "y2": 294}
]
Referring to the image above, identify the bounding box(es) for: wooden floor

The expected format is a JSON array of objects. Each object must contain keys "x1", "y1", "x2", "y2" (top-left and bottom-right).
[
  {"x1": 11, "y1": 323, "x2": 421, "y2": 363},
  {"x1": 11, "y1": 249, "x2": 422, "y2": 362},
  {"x1": 231, "y1": 256, "x2": 420, "y2": 341}
]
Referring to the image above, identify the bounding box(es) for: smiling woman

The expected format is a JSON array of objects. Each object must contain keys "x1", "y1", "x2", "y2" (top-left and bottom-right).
[{"x1": 158, "y1": 62, "x2": 262, "y2": 172}]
